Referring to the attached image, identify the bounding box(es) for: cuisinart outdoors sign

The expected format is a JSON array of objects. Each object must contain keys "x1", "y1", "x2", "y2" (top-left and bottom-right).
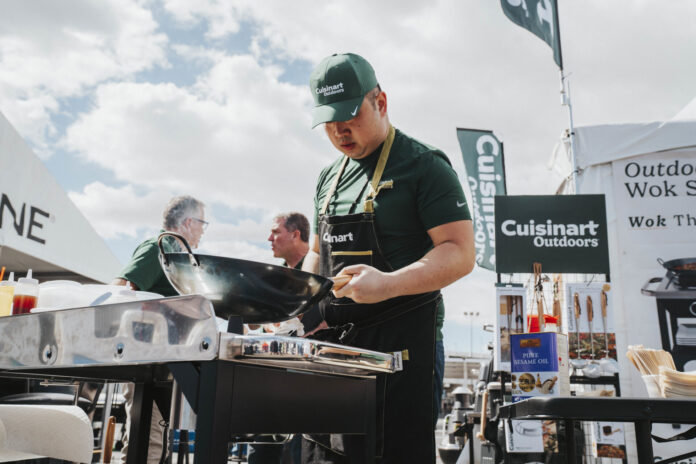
[{"x1": 494, "y1": 195, "x2": 610, "y2": 274}]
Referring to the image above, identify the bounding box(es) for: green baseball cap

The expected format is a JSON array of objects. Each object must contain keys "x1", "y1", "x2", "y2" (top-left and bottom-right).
[{"x1": 309, "y1": 53, "x2": 378, "y2": 128}]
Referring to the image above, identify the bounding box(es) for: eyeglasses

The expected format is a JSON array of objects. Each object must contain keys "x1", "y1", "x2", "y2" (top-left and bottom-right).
[{"x1": 189, "y1": 217, "x2": 209, "y2": 230}]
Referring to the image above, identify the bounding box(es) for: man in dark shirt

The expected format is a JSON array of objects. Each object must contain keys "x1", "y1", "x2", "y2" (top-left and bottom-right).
[
  {"x1": 269, "y1": 212, "x2": 310, "y2": 270},
  {"x1": 301, "y1": 53, "x2": 475, "y2": 463}
]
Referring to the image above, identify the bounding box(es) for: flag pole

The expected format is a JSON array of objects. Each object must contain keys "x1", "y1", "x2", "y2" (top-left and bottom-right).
[
  {"x1": 560, "y1": 71, "x2": 579, "y2": 193},
  {"x1": 553, "y1": 0, "x2": 578, "y2": 194}
]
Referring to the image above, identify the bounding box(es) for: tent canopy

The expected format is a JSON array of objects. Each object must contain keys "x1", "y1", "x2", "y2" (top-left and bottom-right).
[
  {"x1": 1, "y1": 111, "x2": 121, "y2": 284},
  {"x1": 556, "y1": 96, "x2": 696, "y2": 171}
]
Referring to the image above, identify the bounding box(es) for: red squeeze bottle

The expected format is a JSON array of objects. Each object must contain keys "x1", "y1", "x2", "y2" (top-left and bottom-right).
[{"x1": 12, "y1": 270, "x2": 39, "y2": 315}]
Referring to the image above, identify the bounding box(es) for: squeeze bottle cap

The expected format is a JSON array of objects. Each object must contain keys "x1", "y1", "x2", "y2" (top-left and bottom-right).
[
  {"x1": 17, "y1": 269, "x2": 39, "y2": 286},
  {"x1": 0, "y1": 272, "x2": 15, "y2": 286}
]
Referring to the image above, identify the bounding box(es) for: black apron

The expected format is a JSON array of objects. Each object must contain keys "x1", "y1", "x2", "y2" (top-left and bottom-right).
[{"x1": 303, "y1": 126, "x2": 439, "y2": 464}]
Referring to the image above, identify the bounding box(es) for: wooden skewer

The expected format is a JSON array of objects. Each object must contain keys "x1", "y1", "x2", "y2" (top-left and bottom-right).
[
  {"x1": 537, "y1": 298, "x2": 545, "y2": 332},
  {"x1": 552, "y1": 276, "x2": 562, "y2": 333},
  {"x1": 103, "y1": 416, "x2": 116, "y2": 463},
  {"x1": 476, "y1": 389, "x2": 489, "y2": 441},
  {"x1": 601, "y1": 290, "x2": 608, "y2": 319},
  {"x1": 573, "y1": 293, "x2": 581, "y2": 322}
]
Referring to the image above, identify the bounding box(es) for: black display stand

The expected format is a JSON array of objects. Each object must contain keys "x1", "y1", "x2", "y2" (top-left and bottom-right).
[{"x1": 499, "y1": 397, "x2": 696, "y2": 464}]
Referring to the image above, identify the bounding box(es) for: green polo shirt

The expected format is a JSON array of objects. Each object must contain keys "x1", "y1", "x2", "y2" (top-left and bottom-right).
[
  {"x1": 313, "y1": 128, "x2": 471, "y2": 341},
  {"x1": 117, "y1": 230, "x2": 179, "y2": 296}
]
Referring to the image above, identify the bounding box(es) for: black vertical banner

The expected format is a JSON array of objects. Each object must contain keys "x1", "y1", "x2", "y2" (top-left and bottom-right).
[{"x1": 456, "y1": 128, "x2": 506, "y2": 271}]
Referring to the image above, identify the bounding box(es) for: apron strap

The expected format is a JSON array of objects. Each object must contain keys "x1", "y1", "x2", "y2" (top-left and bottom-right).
[
  {"x1": 320, "y1": 155, "x2": 350, "y2": 216},
  {"x1": 319, "y1": 125, "x2": 396, "y2": 216},
  {"x1": 364, "y1": 125, "x2": 395, "y2": 213}
]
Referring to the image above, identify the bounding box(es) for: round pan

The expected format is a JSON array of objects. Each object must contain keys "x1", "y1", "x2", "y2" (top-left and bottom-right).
[
  {"x1": 658, "y1": 257, "x2": 696, "y2": 275},
  {"x1": 658, "y1": 257, "x2": 696, "y2": 287},
  {"x1": 157, "y1": 232, "x2": 333, "y2": 323}
]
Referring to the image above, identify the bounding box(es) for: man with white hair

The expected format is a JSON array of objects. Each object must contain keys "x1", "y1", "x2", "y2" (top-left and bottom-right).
[
  {"x1": 113, "y1": 195, "x2": 207, "y2": 293},
  {"x1": 113, "y1": 194, "x2": 206, "y2": 464}
]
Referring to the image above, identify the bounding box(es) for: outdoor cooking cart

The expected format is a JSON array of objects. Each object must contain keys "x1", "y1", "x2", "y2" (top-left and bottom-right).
[{"x1": 0, "y1": 295, "x2": 395, "y2": 463}]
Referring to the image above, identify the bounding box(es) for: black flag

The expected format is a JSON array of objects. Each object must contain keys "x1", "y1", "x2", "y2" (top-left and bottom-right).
[{"x1": 500, "y1": 0, "x2": 563, "y2": 69}]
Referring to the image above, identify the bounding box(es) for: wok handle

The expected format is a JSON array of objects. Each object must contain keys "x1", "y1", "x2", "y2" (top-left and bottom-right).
[
  {"x1": 641, "y1": 277, "x2": 663, "y2": 296},
  {"x1": 332, "y1": 274, "x2": 352, "y2": 291},
  {"x1": 157, "y1": 232, "x2": 200, "y2": 266},
  {"x1": 657, "y1": 257, "x2": 665, "y2": 267}
]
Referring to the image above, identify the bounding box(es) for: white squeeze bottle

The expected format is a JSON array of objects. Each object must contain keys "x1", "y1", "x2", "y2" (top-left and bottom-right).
[
  {"x1": 0, "y1": 272, "x2": 16, "y2": 317},
  {"x1": 12, "y1": 269, "x2": 39, "y2": 315}
]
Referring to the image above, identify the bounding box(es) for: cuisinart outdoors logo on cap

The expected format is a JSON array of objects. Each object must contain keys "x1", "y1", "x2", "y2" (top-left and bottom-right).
[
  {"x1": 316, "y1": 83, "x2": 345, "y2": 97},
  {"x1": 500, "y1": 219, "x2": 601, "y2": 248}
]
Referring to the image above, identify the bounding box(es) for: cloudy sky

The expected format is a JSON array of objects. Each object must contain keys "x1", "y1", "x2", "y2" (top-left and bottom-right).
[{"x1": 1, "y1": 0, "x2": 695, "y2": 353}]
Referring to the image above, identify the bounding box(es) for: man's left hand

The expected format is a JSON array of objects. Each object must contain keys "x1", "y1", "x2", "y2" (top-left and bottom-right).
[{"x1": 332, "y1": 265, "x2": 394, "y2": 304}]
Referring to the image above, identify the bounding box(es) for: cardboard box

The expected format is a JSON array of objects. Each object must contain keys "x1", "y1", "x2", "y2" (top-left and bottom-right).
[{"x1": 510, "y1": 332, "x2": 569, "y2": 403}]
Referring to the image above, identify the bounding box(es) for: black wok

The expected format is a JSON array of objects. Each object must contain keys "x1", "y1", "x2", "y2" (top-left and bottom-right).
[
  {"x1": 658, "y1": 257, "x2": 696, "y2": 287},
  {"x1": 157, "y1": 232, "x2": 333, "y2": 323}
]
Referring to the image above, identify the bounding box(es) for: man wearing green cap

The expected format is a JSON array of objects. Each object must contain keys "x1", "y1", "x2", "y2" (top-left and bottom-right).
[{"x1": 302, "y1": 53, "x2": 475, "y2": 463}]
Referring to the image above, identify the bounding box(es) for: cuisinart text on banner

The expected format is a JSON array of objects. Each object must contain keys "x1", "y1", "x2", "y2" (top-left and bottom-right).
[
  {"x1": 456, "y1": 128, "x2": 506, "y2": 271},
  {"x1": 494, "y1": 195, "x2": 610, "y2": 274}
]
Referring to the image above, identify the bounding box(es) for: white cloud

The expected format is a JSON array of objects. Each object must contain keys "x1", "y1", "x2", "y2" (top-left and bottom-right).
[
  {"x1": 0, "y1": 0, "x2": 168, "y2": 156},
  {"x1": 63, "y1": 54, "x2": 332, "y2": 221},
  {"x1": 68, "y1": 183, "x2": 175, "y2": 239},
  {"x1": 187, "y1": 1, "x2": 696, "y2": 195},
  {"x1": 161, "y1": 0, "x2": 241, "y2": 39}
]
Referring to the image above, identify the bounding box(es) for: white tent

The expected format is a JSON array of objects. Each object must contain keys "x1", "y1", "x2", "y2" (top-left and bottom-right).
[
  {"x1": 553, "y1": 100, "x2": 696, "y2": 461},
  {"x1": 0, "y1": 112, "x2": 121, "y2": 283}
]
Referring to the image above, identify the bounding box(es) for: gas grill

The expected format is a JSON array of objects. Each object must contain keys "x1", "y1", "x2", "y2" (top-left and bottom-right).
[
  {"x1": 0, "y1": 295, "x2": 395, "y2": 463},
  {"x1": 642, "y1": 273, "x2": 696, "y2": 371}
]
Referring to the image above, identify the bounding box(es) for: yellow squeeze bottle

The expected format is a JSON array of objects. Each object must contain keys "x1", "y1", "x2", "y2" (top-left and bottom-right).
[{"x1": 0, "y1": 272, "x2": 16, "y2": 317}]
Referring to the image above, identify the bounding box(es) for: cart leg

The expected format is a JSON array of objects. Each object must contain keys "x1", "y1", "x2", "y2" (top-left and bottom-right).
[
  {"x1": 361, "y1": 379, "x2": 376, "y2": 463},
  {"x1": 194, "y1": 362, "x2": 234, "y2": 463},
  {"x1": 634, "y1": 420, "x2": 654, "y2": 464},
  {"x1": 468, "y1": 424, "x2": 474, "y2": 464},
  {"x1": 564, "y1": 419, "x2": 577, "y2": 464},
  {"x1": 127, "y1": 382, "x2": 154, "y2": 464}
]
